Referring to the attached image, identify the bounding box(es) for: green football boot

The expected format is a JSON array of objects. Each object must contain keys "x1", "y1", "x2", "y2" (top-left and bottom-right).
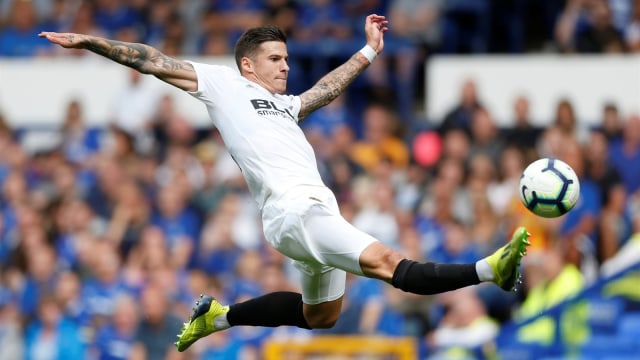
[
  {"x1": 175, "y1": 294, "x2": 230, "y2": 352},
  {"x1": 485, "y1": 226, "x2": 531, "y2": 291}
]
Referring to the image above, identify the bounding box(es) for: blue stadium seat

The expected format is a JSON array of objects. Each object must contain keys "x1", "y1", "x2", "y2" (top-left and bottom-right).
[
  {"x1": 617, "y1": 312, "x2": 640, "y2": 338},
  {"x1": 586, "y1": 297, "x2": 625, "y2": 334},
  {"x1": 578, "y1": 334, "x2": 637, "y2": 358}
]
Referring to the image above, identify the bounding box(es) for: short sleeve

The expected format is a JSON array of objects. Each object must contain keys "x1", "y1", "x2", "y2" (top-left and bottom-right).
[{"x1": 185, "y1": 61, "x2": 239, "y2": 105}]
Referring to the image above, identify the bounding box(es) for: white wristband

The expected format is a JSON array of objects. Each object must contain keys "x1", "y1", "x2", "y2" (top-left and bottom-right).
[{"x1": 359, "y1": 45, "x2": 377, "y2": 63}]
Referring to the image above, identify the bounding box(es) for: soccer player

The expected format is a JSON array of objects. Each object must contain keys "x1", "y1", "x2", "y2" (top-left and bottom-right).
[{"x1": 39, "y1": 14, "x2": 530, "y2": 352}]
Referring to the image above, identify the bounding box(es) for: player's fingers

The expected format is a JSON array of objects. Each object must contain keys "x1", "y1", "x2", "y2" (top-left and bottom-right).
[{"x1": 39, "y1": 32, "x2": 60, "y2": 41}]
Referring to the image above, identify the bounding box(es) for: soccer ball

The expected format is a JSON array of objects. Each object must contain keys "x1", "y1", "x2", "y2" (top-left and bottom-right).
[{"x1": 519, "y1": 158, "x2": 580, "y2": 218}]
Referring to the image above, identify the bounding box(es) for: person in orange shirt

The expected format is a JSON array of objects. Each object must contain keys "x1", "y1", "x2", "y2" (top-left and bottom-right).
[{"x1": 350, "y1": 103, "x2": 410, "y2": 173}]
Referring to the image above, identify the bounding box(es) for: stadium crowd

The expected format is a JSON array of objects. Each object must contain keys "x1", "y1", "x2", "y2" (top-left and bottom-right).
[{"x1": 1, "y1": 0, "x2": 640, "y2": 359}]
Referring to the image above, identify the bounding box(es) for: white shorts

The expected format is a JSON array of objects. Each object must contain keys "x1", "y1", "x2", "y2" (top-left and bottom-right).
[{"x1": 262, "y1": 185, "x2": 378, "y2": 305}]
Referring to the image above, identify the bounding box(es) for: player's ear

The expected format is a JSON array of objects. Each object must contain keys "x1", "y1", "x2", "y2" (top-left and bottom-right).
[{"x1": 240, "y1": 56, "x2": 253, "y2": 75}]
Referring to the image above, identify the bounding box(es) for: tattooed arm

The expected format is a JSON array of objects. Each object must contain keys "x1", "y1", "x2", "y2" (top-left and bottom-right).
[
  {"x1": 38, "y1": 32, "x2": 197, "y2": 92},
  {"x1": 298, "y1": 14, "x2": 388, "y2": 120}
]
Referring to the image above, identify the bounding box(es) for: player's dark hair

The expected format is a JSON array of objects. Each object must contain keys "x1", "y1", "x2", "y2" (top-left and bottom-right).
[{"x1": 234, "y1": 26, "x2": 287, "y2": 70}]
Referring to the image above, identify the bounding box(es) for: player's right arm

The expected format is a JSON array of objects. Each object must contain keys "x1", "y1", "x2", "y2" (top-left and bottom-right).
[{"x1": 38, "y1": 32, "x2": 197, "y2": 92}]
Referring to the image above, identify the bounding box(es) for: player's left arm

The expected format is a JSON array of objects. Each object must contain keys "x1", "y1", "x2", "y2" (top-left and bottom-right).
[{"x1": 298, "y1": 14, "x2": 388, "y2": 121}]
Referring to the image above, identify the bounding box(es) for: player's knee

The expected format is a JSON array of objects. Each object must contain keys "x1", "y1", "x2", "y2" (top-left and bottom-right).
[{"x1": 360, "y1": 242, "x2": 404, "y2": 280}]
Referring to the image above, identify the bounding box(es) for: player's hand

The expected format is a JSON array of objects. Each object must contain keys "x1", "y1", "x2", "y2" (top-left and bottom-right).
[
  {"x1": 38, "y1": 32, "x2": 87, "y2": 49},
  {"x1": 364, "y1": 14, "x2": 389, "y2": 54}
]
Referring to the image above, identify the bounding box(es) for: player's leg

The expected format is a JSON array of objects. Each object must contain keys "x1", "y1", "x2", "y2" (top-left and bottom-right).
[
  {"x1": 222, "y1": 264, "x2": 346, "y2": 330},
  {"x1": 302, "y1": 204, "x2": 531, "y2": 294},
  {"x1": 175, "y1": 291, "x2": 313, "y2": 352},
  {"x1": 175, "y1": 267, "x2": 346, "y2": 352},
  {"x1": 360, "y1": 226, "x2": 531, "y2": 293}
]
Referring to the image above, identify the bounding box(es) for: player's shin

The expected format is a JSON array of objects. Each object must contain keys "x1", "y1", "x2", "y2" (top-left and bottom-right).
[
  {"x1": 227, "y1": 291, "x2": 311, "y2": 329},
  {"x1": 391, "y1": 260, "x2": 481, "y2": 295}
]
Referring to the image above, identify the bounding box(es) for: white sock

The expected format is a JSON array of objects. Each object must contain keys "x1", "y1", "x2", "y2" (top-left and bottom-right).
[
  {"x1": 475, "y1": 259, "x2": 494, "y2": 282},
  {"x1": 213, "y1": 313, "x2": 230, "y2": 330}
]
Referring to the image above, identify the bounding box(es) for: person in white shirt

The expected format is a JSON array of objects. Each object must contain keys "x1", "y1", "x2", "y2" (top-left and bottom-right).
[{"x1": 39, "y1": 14, "x2": 530, "y2": 352}]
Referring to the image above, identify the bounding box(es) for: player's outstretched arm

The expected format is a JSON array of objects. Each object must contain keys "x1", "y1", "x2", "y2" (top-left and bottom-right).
[
  {"x1": 298, "y1": 14, "x2": 388, "y2": 120},
  {"x1": 38, "y1": 32, "x2": 197, "y2": 92}
]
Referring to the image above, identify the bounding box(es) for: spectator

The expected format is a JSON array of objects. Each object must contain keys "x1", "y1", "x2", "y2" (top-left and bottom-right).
[
  {"x1": 49, "y1": 161, "x2": 85, "y2": 204},
  {"x1": 150, "y1": 183, "x2": 200, "y2": 269},
  {"x1": 19, "y1": 245, "x2": 59, "y2": 319},
  {"x1": 426, "y1": 288, "x2": 499, "y2": 356},
  {"x1": 468, "y1": 106, "x2": 505, "y2": 164},
  {"x1": 92, "y1": 295, "x2": 139, "y2": 360},
  {"x1": 104, "y1": 180, "x2": 150, "y2": 256},
  {"x1": 130, "y1": 283, "x2": 183, "y2": 360},
  {"x1": 349, "y1": 104, "x2": 409, "y2": 173},
  {"x1": 200, "y1": 0, "x2": 265, "y2": 51},
  {"x1": 468, "y1": 191, "x2": 504, "y2": 257},
  {"x1": 150, "y1": 94, "x2": 196, "y2": 160},
  {"x1": 110, "y1": 69, "x2": 160, "y2": 148},
  {"x1": 126, "y1": 225, "x2": 170, "y2": 273},
  {"x1": 609, "y1": 113, "x2": 640, "y2": 194},
  {"x1": 487, "y1": 146, "x2": 526, "y2": 217},
  {"x1": 439, "y1": 128, "x2": 471, "y2": 164},
  {"x1": 53, "y1": 198, "x2": 105, "y2": 271},
  {"x1": 516, "y1": 244, "x2": 588, "y2": 346},
  {"x1": 53, "y1": 1, "x2": 109, "y2": 57},
  {"x1": 0, "y1": 280, "x2": 23, "y2": 359},
  {"x1": 556, "y1": 0, "x2": 626, "y2": 53},
  {"x1": 389, "y1": 0, "x2": 443, "y2": 51},
  {"x1": 59, "y1": 99, "x2": 101, "y2": 167},
  {"x1": 553, "y1": 98, "x2": 589, "y2": 143},
  {"x1": 198, "y1": 330, "x2": 255, "y2": 360},
  {"x1": 625, "y1": 0, "x2": 640, "y2": 52},
  {"x1": 300, "y1": 93, "x2": 351, "y2": 143},
  {"x1": 81, "y1": 242, "x2": 133, "y2": 325},
  {"x1": 599, "y1": 101, "x2": 624, "y2": 141},
  {"x1": 415, "y1": 177, "x2": 457, "y2": 260},
  {"x1": 54, "y1": 271, "x2": 90, "y2": 332},
  {"x1": 352, "y1": 178, "x2": 400, "y2": 249},
  {"x1": 0, "y1": 0, "x2": 53, "y2": 56},
  {"x1": 430, "y1": 220, "x2": 482, "y2": 265},
  {"x1": 156, "y1": 144, "x2": 204, "y2": 192},
  {"x1": 600, "y1": 212, "x2": 640, "y2": 276},
  {"x1": 585, "y1": 130, "x2": 628, "y2": 263},
  {"x1": 84, "y1": 155, "x2": 127, "y2": 219},
  {"x1": 92, "y1": 0, "x2": 144, "y2": 39},
  {"x1": 263, "y1": 0, "x2": 299, "y2": 37},
  {"x1": 439, "y1": 79, "x2": 482, "y2": 137},
  {"x1": 292, "y1": 0, "x2": 352, "y2": 42},
  {"x1": 504, "y1": 95, "x2": 542, "y2": 160},
  {"x1": 575, "y1": 0, "x2": 626, "y2": 53},
  {"x1": 24, "y1": 295, "x2": 86, "y2": 360},
  {"x1": 555, "y1": 0, "x2": 591, "y2": 52},
  {"x1": 198, "y1": 212, "x2": 243, "y2": 276},
  {"x1": 558, "y1": 138, "x2": 601, "y2": 280}
]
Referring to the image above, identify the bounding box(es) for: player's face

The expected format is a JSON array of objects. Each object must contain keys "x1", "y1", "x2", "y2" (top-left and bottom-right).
[{"x1": 246, "y1": 41, "x2": 289, "y2": 94}]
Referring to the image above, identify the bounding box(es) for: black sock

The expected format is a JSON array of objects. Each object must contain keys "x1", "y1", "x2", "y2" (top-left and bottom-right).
[
  {"x1": 227, "y1": 291, "x2": 311, "y2": 329},
  {"x1": 391, "y1": 259, "x2": 480, "y2": 295}
]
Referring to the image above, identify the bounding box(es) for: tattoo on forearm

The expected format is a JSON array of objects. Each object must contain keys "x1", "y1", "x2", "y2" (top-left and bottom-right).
[
  {"x1": 299, "y1": 54, "x2": 368, "y2": 119},
  {"x1": 84, "y1": 38, "x2": 149, "y2": 70},
  {"x1": 84, "y1": 38, "x2": 190, "y2": 74}
]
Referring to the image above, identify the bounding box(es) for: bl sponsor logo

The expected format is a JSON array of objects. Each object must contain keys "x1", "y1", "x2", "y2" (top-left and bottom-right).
[{"x1": 251, "y1": 99, "x2": 295, "y2": 121}]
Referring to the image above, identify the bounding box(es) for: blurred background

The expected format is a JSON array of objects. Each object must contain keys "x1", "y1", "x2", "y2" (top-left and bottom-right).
[{"x1": 1, "y1": 0, "x2": 640, "y2": 359}]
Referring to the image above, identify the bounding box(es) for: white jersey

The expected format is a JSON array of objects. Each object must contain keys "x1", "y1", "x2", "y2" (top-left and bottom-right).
[{"x1": 187, "y1": 62, "x2": 326, "y2": 210}]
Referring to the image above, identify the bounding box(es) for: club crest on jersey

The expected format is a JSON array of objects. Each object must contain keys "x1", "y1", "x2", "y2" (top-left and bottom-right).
[{"x1": 251, "y1": 99, "x2": 295, "y2": 121}]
